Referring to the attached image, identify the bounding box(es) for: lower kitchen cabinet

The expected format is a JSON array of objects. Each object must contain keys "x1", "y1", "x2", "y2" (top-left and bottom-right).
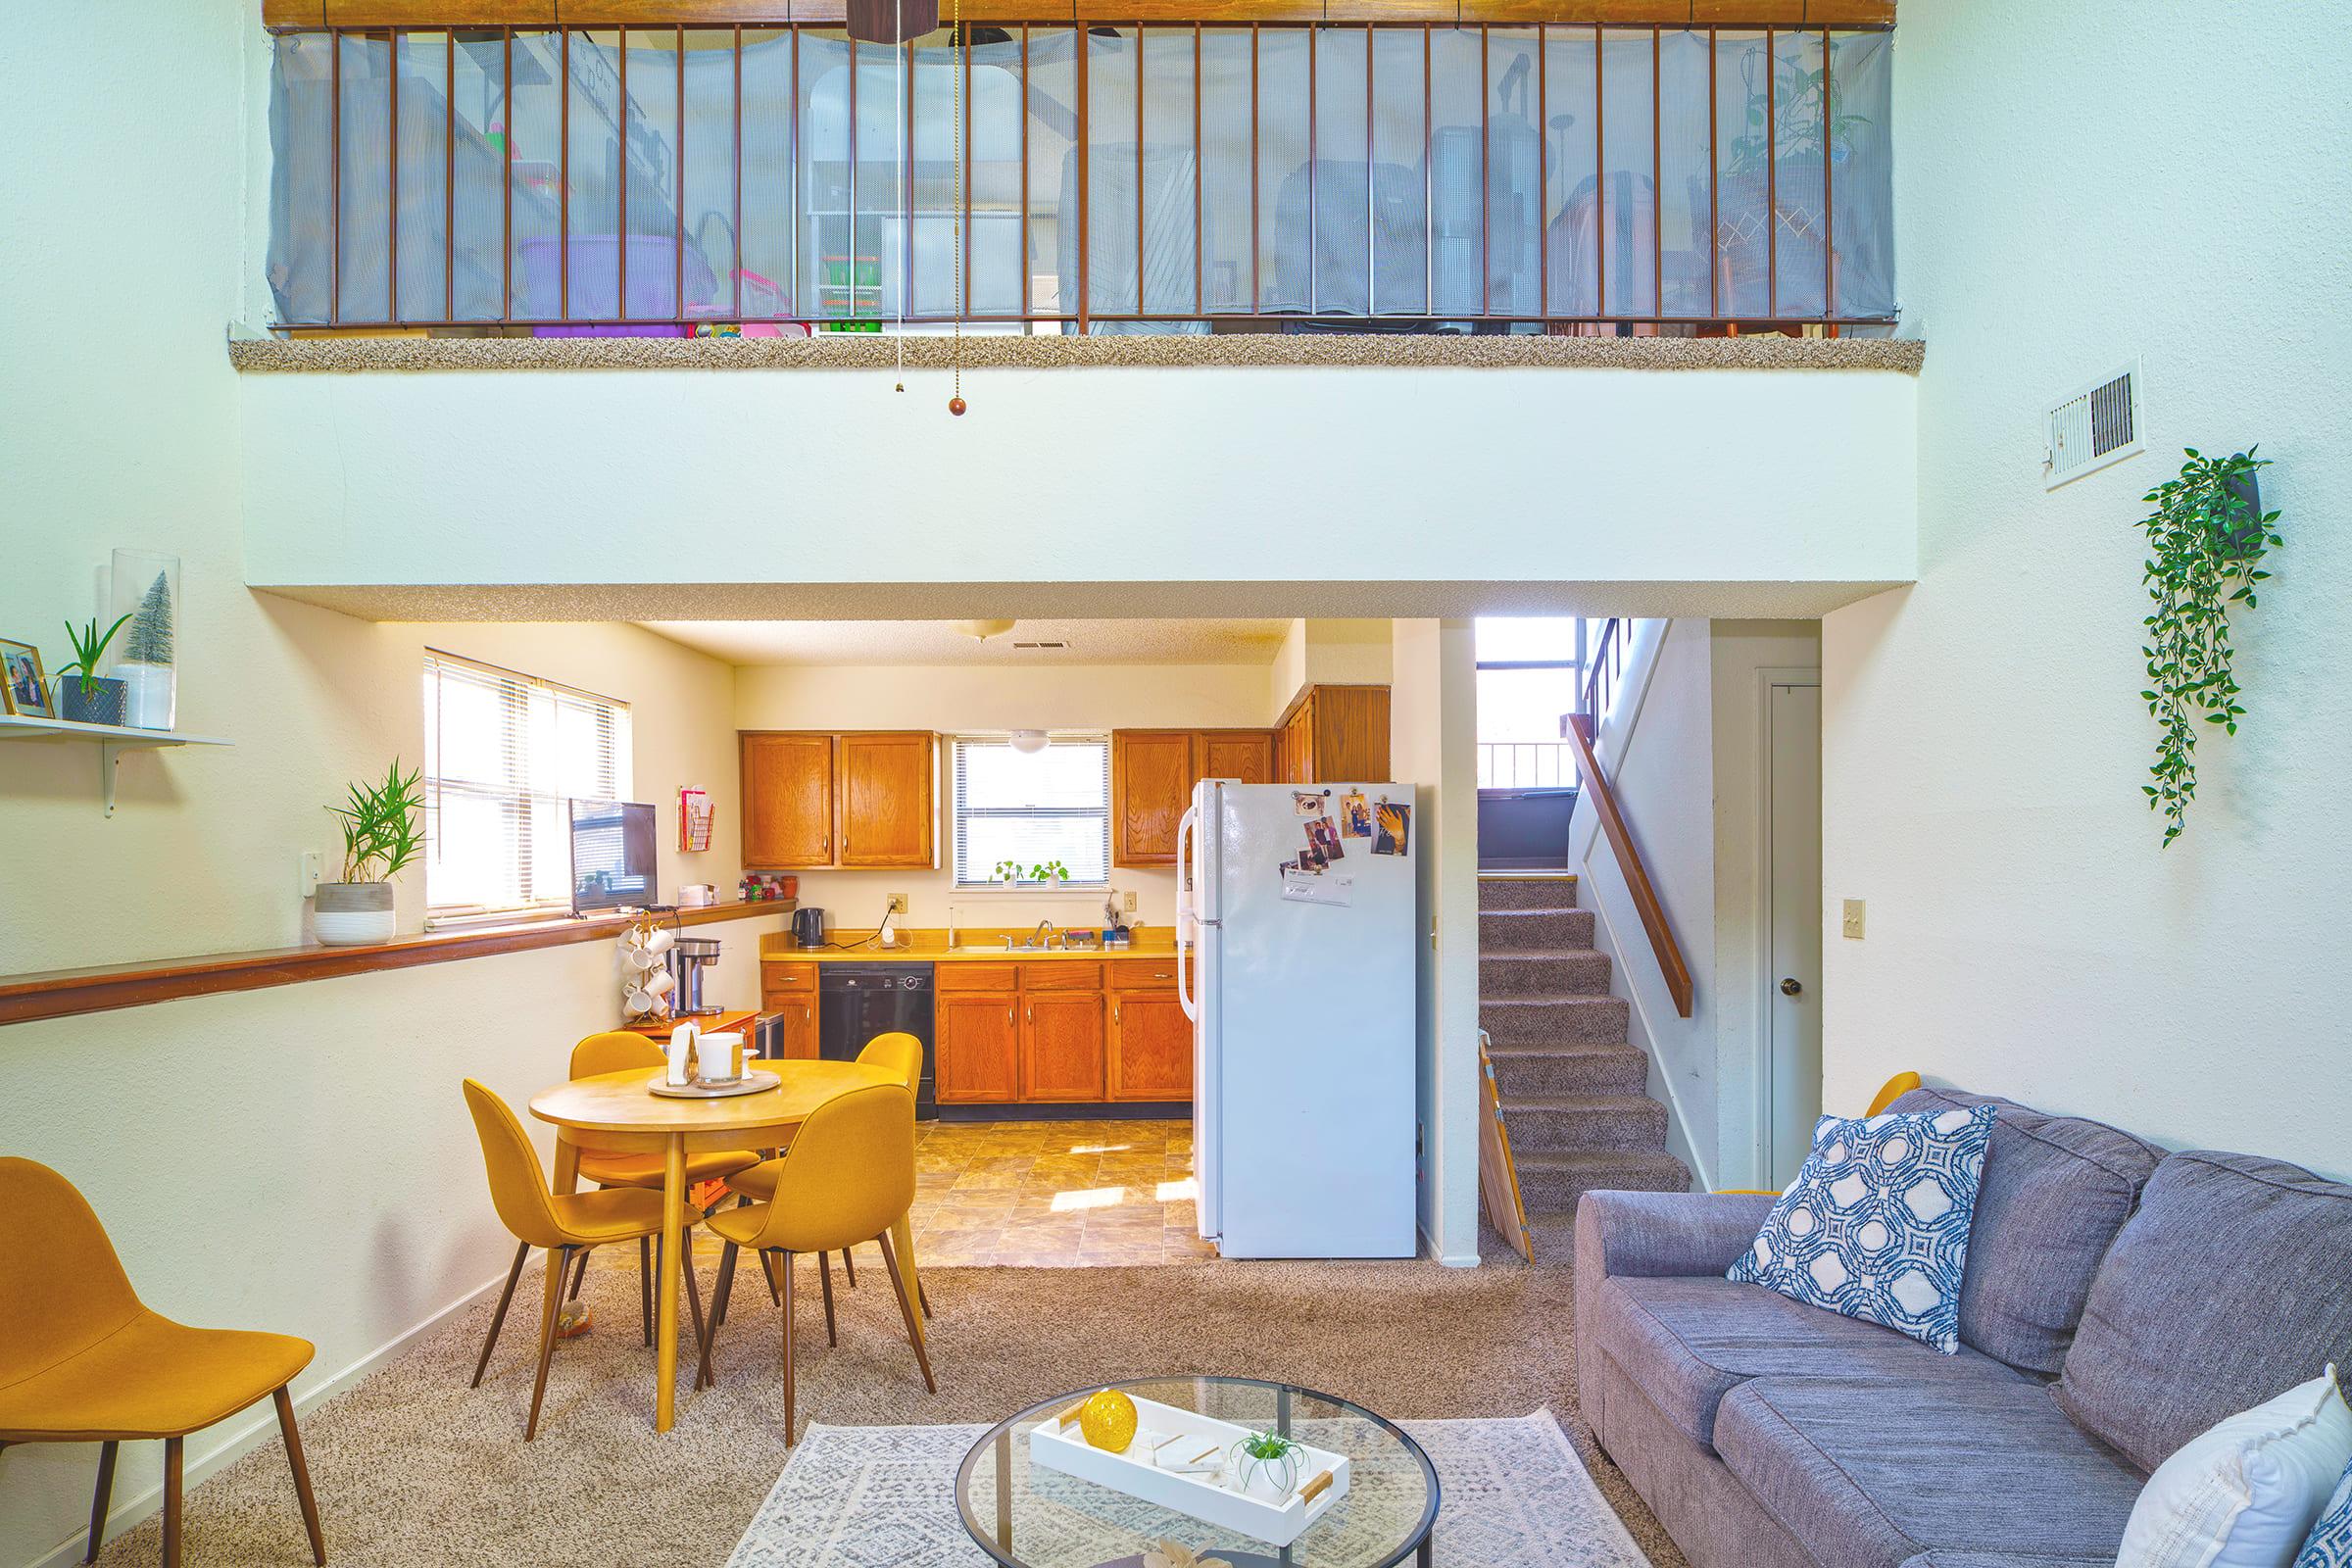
[
  {"x1": 1109, "y1": 991, "x2": 1192, "y2": 1100},
  {"x1": 1020, "y1": 992, "x2": 1107, "y2": 1102},
  {"x1": 761, "y1": 994, "x2": 819, "y2": 1059},
  {"x1": 936, "y1": 993, "x2": 1020, "y2": 1102}
]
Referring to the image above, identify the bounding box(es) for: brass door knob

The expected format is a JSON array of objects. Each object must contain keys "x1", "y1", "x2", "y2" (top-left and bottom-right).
[{"x1": 1780, "y1": 977, "x2": 1804, "y2": 997}]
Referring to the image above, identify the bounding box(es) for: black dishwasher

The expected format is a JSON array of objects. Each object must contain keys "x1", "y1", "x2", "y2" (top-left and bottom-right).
[{"x1": 817, "y1": 962, "x2": 936, "y2": 1119}]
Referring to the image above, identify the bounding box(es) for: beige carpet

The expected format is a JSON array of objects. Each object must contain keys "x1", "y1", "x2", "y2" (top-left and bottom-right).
[{"x1": 81, "y1": 1244, "x2": 1683, "y2": 1568}]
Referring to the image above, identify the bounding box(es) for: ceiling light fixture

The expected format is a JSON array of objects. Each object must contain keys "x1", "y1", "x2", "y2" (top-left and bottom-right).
[
  {"x1": 952, "y1": 619, "x2": 1016, "y2": 641},
  {"x1": 1008, "y1": 730, "x2": 1050, "y2": 755}
]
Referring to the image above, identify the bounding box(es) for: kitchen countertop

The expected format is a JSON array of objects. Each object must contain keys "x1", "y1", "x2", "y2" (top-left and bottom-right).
[{"x1": 760, "y1": 932, "x2": 1180, "y2": 964}]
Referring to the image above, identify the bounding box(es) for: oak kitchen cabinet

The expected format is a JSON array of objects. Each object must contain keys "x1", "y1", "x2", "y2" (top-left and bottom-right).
[
  {"x1": 740, "y1": 730, "x2": 935, "y2": 869},
  {"x1": 1107, "y1": 956, "x2": 1192, "y2": 1101},
  {"x1": 760, "y1": 961, "x2": 819, "y2": 1059},
  {"x1": 1110, "y1": 728, "x2": 1278, "y2": 867},
  {"x1": 1276, "y1": 684, "x2": 1392, "y2": 784}
]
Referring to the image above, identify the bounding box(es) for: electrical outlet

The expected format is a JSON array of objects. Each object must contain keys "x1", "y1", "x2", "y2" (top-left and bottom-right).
[
  {"x1": 298, "y1": 850, "x2": 322, "y2": 899},
  {"x1": 886, "y1": 893, "x2": 907, "y2": 915},
  {"x1": 1841, "y1": 899, "x2": 1866, "y2": 940},
  {"x1": 1123, "y1": 891, "x2": 1137, "y2": 913}
]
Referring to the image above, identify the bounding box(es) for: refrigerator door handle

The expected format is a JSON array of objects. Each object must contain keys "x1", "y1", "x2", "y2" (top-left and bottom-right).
[{"x1": 1176, "y1": 805, "x2": 1200, "y2": 1021}]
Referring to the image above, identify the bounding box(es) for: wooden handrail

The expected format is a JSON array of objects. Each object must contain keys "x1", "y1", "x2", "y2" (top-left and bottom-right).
[{"x1": 1563, "y1": 711, "x2": 1694, "y2": 1018}]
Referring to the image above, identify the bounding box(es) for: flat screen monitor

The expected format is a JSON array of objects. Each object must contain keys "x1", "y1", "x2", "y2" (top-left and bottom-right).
[{"x1": 569, "y1": 799, "x2": 659, "y2": 912}]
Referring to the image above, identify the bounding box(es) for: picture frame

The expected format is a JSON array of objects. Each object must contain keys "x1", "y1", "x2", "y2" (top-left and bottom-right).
[{"x1": 0, "y1": 639, "x2": 53, "y2": 719}]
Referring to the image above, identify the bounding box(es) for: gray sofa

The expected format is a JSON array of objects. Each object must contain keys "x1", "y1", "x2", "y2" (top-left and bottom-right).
[{"x1": 1575, "y1": 1084, "x2": 2352, "y2": 1568}]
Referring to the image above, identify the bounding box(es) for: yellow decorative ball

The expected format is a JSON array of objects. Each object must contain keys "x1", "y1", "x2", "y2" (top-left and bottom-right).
[{"x1": 1078, "y1": 1388, "x2": 1139, "y2": 1453}]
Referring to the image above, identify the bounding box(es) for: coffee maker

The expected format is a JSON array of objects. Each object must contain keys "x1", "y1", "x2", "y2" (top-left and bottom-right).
[{"x1": 666, "y1": 937, "x2": 722, "y2": 1015}]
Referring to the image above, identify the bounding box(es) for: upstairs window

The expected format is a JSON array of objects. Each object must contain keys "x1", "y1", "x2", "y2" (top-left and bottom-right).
[
  {"x1": 422, "y1": 651, "x2": 631, "y2": 914},
  {"x1": 951, "y1": 735, "x2": 1111, "y2": 889},
  {"x1": 1475, "y1": 616, "x2": 1597, "y2": 789}
]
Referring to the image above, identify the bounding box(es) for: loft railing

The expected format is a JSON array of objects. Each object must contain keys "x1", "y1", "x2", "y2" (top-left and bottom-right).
[
  {"x1": 1562, "y1": 616, "x2": 1692, "y2": 1017},
  {"x1": 263, "y1": 21, "x2": 1895, "y2": 336}
]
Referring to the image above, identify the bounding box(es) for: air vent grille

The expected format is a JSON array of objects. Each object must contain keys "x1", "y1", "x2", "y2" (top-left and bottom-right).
[
  {"x1": 1013, "y1": 639, "x2": 1069, "y2": 650},
  {"x1": 2045, "y1": 361, "x2": 2144, "y2": 488}
]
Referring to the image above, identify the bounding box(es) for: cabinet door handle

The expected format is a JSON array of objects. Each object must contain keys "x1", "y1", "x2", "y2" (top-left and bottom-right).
[{"x1": 1006, "y1": 1007, "x2": 1014, "y2": 1028}]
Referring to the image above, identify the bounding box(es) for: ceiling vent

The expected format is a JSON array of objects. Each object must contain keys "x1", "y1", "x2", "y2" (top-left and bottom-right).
[
  {"x1": 2044, "y1": 360, "x2": 2144, "y2": 489},
  {"x1": 1013, "y1": 639, "x2": 1069, "y2": 651}
]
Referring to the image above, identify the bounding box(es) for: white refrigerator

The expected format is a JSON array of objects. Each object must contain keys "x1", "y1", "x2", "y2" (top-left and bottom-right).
[{"x1": 1179, "y1": 779, "x2": 1418, "y2": 1258}]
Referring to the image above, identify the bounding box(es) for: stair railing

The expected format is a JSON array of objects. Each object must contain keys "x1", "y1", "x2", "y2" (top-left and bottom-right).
[{"x1": 1562, "y1": 618, "x2": 1694, "y2": 1018}]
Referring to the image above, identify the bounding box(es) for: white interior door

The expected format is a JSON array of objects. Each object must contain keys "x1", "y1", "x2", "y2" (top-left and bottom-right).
[{"x1": 1765, "y1": 679, "x2": 1824, "y2": 1186}]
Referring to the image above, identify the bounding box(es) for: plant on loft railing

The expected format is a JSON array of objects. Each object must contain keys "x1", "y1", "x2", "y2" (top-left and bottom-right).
[{"x1": 2136, "y1": 447, "x2": 2281, "y2": 847}]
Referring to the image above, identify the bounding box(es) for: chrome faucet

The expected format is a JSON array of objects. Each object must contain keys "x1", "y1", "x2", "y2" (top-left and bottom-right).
[{"x1": 1030, "y1": 918, "x2": 1058, "y2": 951}]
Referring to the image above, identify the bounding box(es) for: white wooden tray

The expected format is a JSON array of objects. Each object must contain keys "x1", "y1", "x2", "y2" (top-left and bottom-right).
[
  {"x1": 647, "y1": 1069, "x2": 780, "y2": 1100},
  {"x1": 1028, "y1": 1393, "x2": 1350, "y2": 1547}
]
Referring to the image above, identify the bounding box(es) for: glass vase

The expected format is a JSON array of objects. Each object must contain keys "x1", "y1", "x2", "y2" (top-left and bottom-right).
[{"x1": 106, "y1": 549, "x2": 178, "y2": 731}]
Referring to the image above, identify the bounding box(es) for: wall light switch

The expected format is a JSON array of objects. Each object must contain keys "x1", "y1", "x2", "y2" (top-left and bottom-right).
[
  {"x1": 299, "y1": 850, "x2": 323, "y2": 899},
  {"x1": 1123, "y1": 891, "x2": 1138, "y2": 913},
  {"x1": 1841, "y1": 899, "x2": 1866, "y2": 940}
]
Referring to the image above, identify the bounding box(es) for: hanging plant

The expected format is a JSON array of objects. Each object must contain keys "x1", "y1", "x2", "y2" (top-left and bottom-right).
[{"x1": 2136, "y1": 448, "x2": 2281, "y2": 846}]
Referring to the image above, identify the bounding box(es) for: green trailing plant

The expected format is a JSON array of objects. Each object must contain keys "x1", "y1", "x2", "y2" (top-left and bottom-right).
[
  {"x1": 1725, "y1": 48, "x2": 1873, "y2": 174},
  {"x1": 330, "y1": 760, "x2": 426, "y2": 883},
  {"x1": 2137, "y1": 448, "x2": 2281, "y2": 846},
  {"x1": 55, "y1": 612, "x2": 133, "y2": 697},
  {"x1": 122, "y1": 570, "x2": 174, "y2": 665},
  {"x1": 1228, "y1": 1430, "x2": 1305, "y2": 1494}
]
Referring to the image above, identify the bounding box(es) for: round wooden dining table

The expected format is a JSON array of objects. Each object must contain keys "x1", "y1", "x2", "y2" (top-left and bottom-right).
[{"x1": 528, "y1": 1058, "x2": 919, "y2": 1433}]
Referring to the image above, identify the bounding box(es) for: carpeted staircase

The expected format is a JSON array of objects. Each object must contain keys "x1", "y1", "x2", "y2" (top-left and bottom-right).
[{"x1": 1480, "y1": 872, "x2": 1690, "y2": 1259}]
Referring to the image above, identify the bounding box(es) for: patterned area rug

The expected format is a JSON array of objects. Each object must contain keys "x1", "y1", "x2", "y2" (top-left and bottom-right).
[{"x1": 727, "y1": 1411, "x2": 1650, "y2": 1568}]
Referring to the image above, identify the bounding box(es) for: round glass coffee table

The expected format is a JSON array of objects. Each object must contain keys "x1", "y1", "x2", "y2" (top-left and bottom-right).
[{"x1": 956, "y1": 1377, "x2": 1438, "y2": 1568}]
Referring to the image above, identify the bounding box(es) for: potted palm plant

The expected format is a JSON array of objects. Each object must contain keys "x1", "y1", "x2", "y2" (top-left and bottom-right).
[
  {"x1": 316, "y1": 760, "x2": 424, "y2": 946},
  {"x1": 54, "y1": 613, "x2": 132, "y2": 725}
]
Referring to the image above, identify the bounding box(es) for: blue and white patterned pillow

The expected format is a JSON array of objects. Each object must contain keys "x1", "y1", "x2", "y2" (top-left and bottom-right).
[
  {"x1": 2299, "y1": 1458, "x2": 2352, "y2": 1568},
  {"x1": 1728, "y1": 1104, "x2": 1997, "y2": 1354}
]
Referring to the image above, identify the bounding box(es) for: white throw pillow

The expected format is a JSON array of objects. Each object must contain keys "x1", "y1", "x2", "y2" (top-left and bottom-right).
[{"x1": 2117, "y1": 1366, "x2": 2352, "y2": 1568}]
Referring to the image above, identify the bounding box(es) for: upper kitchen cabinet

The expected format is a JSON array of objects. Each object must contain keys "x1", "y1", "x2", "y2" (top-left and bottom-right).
[
  {"x1": 1111, "y1": 730, "x2": 1196, "y2": 866},
  {"x1": 741, "y1": 732, "x2": 835, "y2": 867},
  {"x1": 1198, "y1": 729, "x2": 1276, "y2": 786},
  {"x1": 837, "y1": 731, "x2": 936, "y2": 868},
  {"x1": 1277, "y1": 685, "x2": 1392, "y2": 784},
  {"x1": 740, "y1": 730, "x2": 936, "y2": 869}
]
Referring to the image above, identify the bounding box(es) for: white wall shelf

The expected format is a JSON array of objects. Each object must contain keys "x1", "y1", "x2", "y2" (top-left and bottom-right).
[{"x1": 0, "y1": 714, "x2": 229, "y2": 816}]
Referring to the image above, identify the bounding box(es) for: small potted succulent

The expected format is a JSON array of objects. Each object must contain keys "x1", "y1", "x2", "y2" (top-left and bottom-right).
[
  {"x1": 1227, "y1": 1430, "x2": 1306, "y2": 1502},
  {"x1": 54, "y1": 612, "x2": 132, "y2": 725},
  {"x1": 316, "y1": 760, "x2": 424, "y2": 946}
]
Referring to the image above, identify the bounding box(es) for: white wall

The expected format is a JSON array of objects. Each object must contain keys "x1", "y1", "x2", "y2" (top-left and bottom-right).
[
  {"x1": 236, "y1": 366, "x2": 1919, "y2": 616},
  {"x1": 728, "y1": 660, "x2": 1271, "y2": 934},
  {"x1": 1267, "y1": 619, "x2": 1396, "y2": 716},
  {"x1": 1821, "y1": 0, "x2": 2352, "y2": 1177},
  {"x1": 0, "y1": 10, "x2": 766, "y2": 1561},
  {"x1": 1390, "y1": 620, "x2": 1480, "y2": 1265}
]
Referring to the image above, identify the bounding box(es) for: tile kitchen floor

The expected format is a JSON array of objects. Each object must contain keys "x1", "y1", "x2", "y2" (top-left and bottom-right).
[{"x1": 907, "y1": 1117, "x2": 1211, "y2": 1267}]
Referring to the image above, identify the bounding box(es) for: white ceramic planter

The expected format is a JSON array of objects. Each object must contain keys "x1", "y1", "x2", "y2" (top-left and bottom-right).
[{"x1": 315, "y1": 881, "x2": 396, "y2": 946}]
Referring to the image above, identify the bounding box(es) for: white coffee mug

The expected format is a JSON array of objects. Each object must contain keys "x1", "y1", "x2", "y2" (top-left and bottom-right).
[{"x1": 696, "y1": 1030, "x2": 744, "y2": 1083}]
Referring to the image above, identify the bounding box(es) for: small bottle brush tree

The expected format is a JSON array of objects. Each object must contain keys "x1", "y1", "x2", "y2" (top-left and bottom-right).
[
  {"x1": 2137, "y1": 448, "x2": 2282, "y2": 846},
  {"x1": 122, "y1": 570, "x2": 174, "y2": 665}
]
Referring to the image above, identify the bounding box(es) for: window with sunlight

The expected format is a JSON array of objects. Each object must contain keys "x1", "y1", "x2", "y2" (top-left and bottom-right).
[
  {"x1": 1474, "y1": 617, "x2": 1598, "y2": 790},
  {"x1": 952, "y1": 735, "x2": 1112, "y2": 888},
  {"x1": 422, "y1": 651, "x2": 631, "y2": 916}
]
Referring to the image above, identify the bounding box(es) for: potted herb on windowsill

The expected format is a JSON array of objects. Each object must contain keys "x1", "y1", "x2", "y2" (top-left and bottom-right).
[
  {"x1": 54, "y1": 613, "x2": 132, "y2": 725},
  {"x1": 315, "y1": 760, "x2": 424, "y2": 947}
]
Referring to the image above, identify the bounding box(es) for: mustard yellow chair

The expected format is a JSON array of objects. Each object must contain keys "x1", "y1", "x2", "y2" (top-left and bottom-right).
[
  {"x1": 560, "y1": 1033, "x2": 760, "y2": 1342},
  {"x1": 0, "y1": 1157, "x2": 326, "y2": 1568},
  {"x1": 723, "y1": 1031, "x2": 929, "y2": 1322},
  {"x1": 695, "y1": 1083, "x2": 934, "y2": 1444},
  {"x1": 461, "y1": 1081, "x2": 712, "y2": 1439},
  {"x1": 1718, "y1": 1073, "x2": 1929, "y2": 1195}
]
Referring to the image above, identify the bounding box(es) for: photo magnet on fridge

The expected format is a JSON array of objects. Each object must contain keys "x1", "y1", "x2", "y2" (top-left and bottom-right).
[
  {"x1": 1312, "y1": 816, "x2": 1344, "y2": 859},
  {"x1": 1293, "y1": 790, "x2": 1326, "y2": 817},
  {"x1": 1340, "y1": 790, "x2": 1372, "y2": 838},
  {"x1": 1373, "y1": 801, "x2": 1410, "y2": 857}
]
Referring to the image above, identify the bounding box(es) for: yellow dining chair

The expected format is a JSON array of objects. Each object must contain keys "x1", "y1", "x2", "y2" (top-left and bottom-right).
[
  {"x1": 0, "y1": 1157, "x2": 326, "y2": 1568},
  {"x1": 722, "y1": 1032, "x2": 929, "y2": 1322},
  {"x1": 561, "y1": 1033, "x2": 760, "y2": 1343},
  {"x1": 461, "y1": 1081, "x2": 712, "y2": 1438},
  {"x1": 695, "y1": 1084, "x2": 934, "y2": 1444}
]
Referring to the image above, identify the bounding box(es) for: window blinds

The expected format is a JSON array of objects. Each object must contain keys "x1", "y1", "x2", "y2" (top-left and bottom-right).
[
  {"x1": 421, "y1": 651, "x2": 631, "y2": 914},
  {"x1": 951, "y1": 735, "x2": 1112, "y2": 888}
]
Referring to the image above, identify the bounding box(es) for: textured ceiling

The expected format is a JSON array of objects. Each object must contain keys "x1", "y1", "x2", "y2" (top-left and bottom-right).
[{"x1": 634, "y1": 618, "x2": 1292, "y2": 666}]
